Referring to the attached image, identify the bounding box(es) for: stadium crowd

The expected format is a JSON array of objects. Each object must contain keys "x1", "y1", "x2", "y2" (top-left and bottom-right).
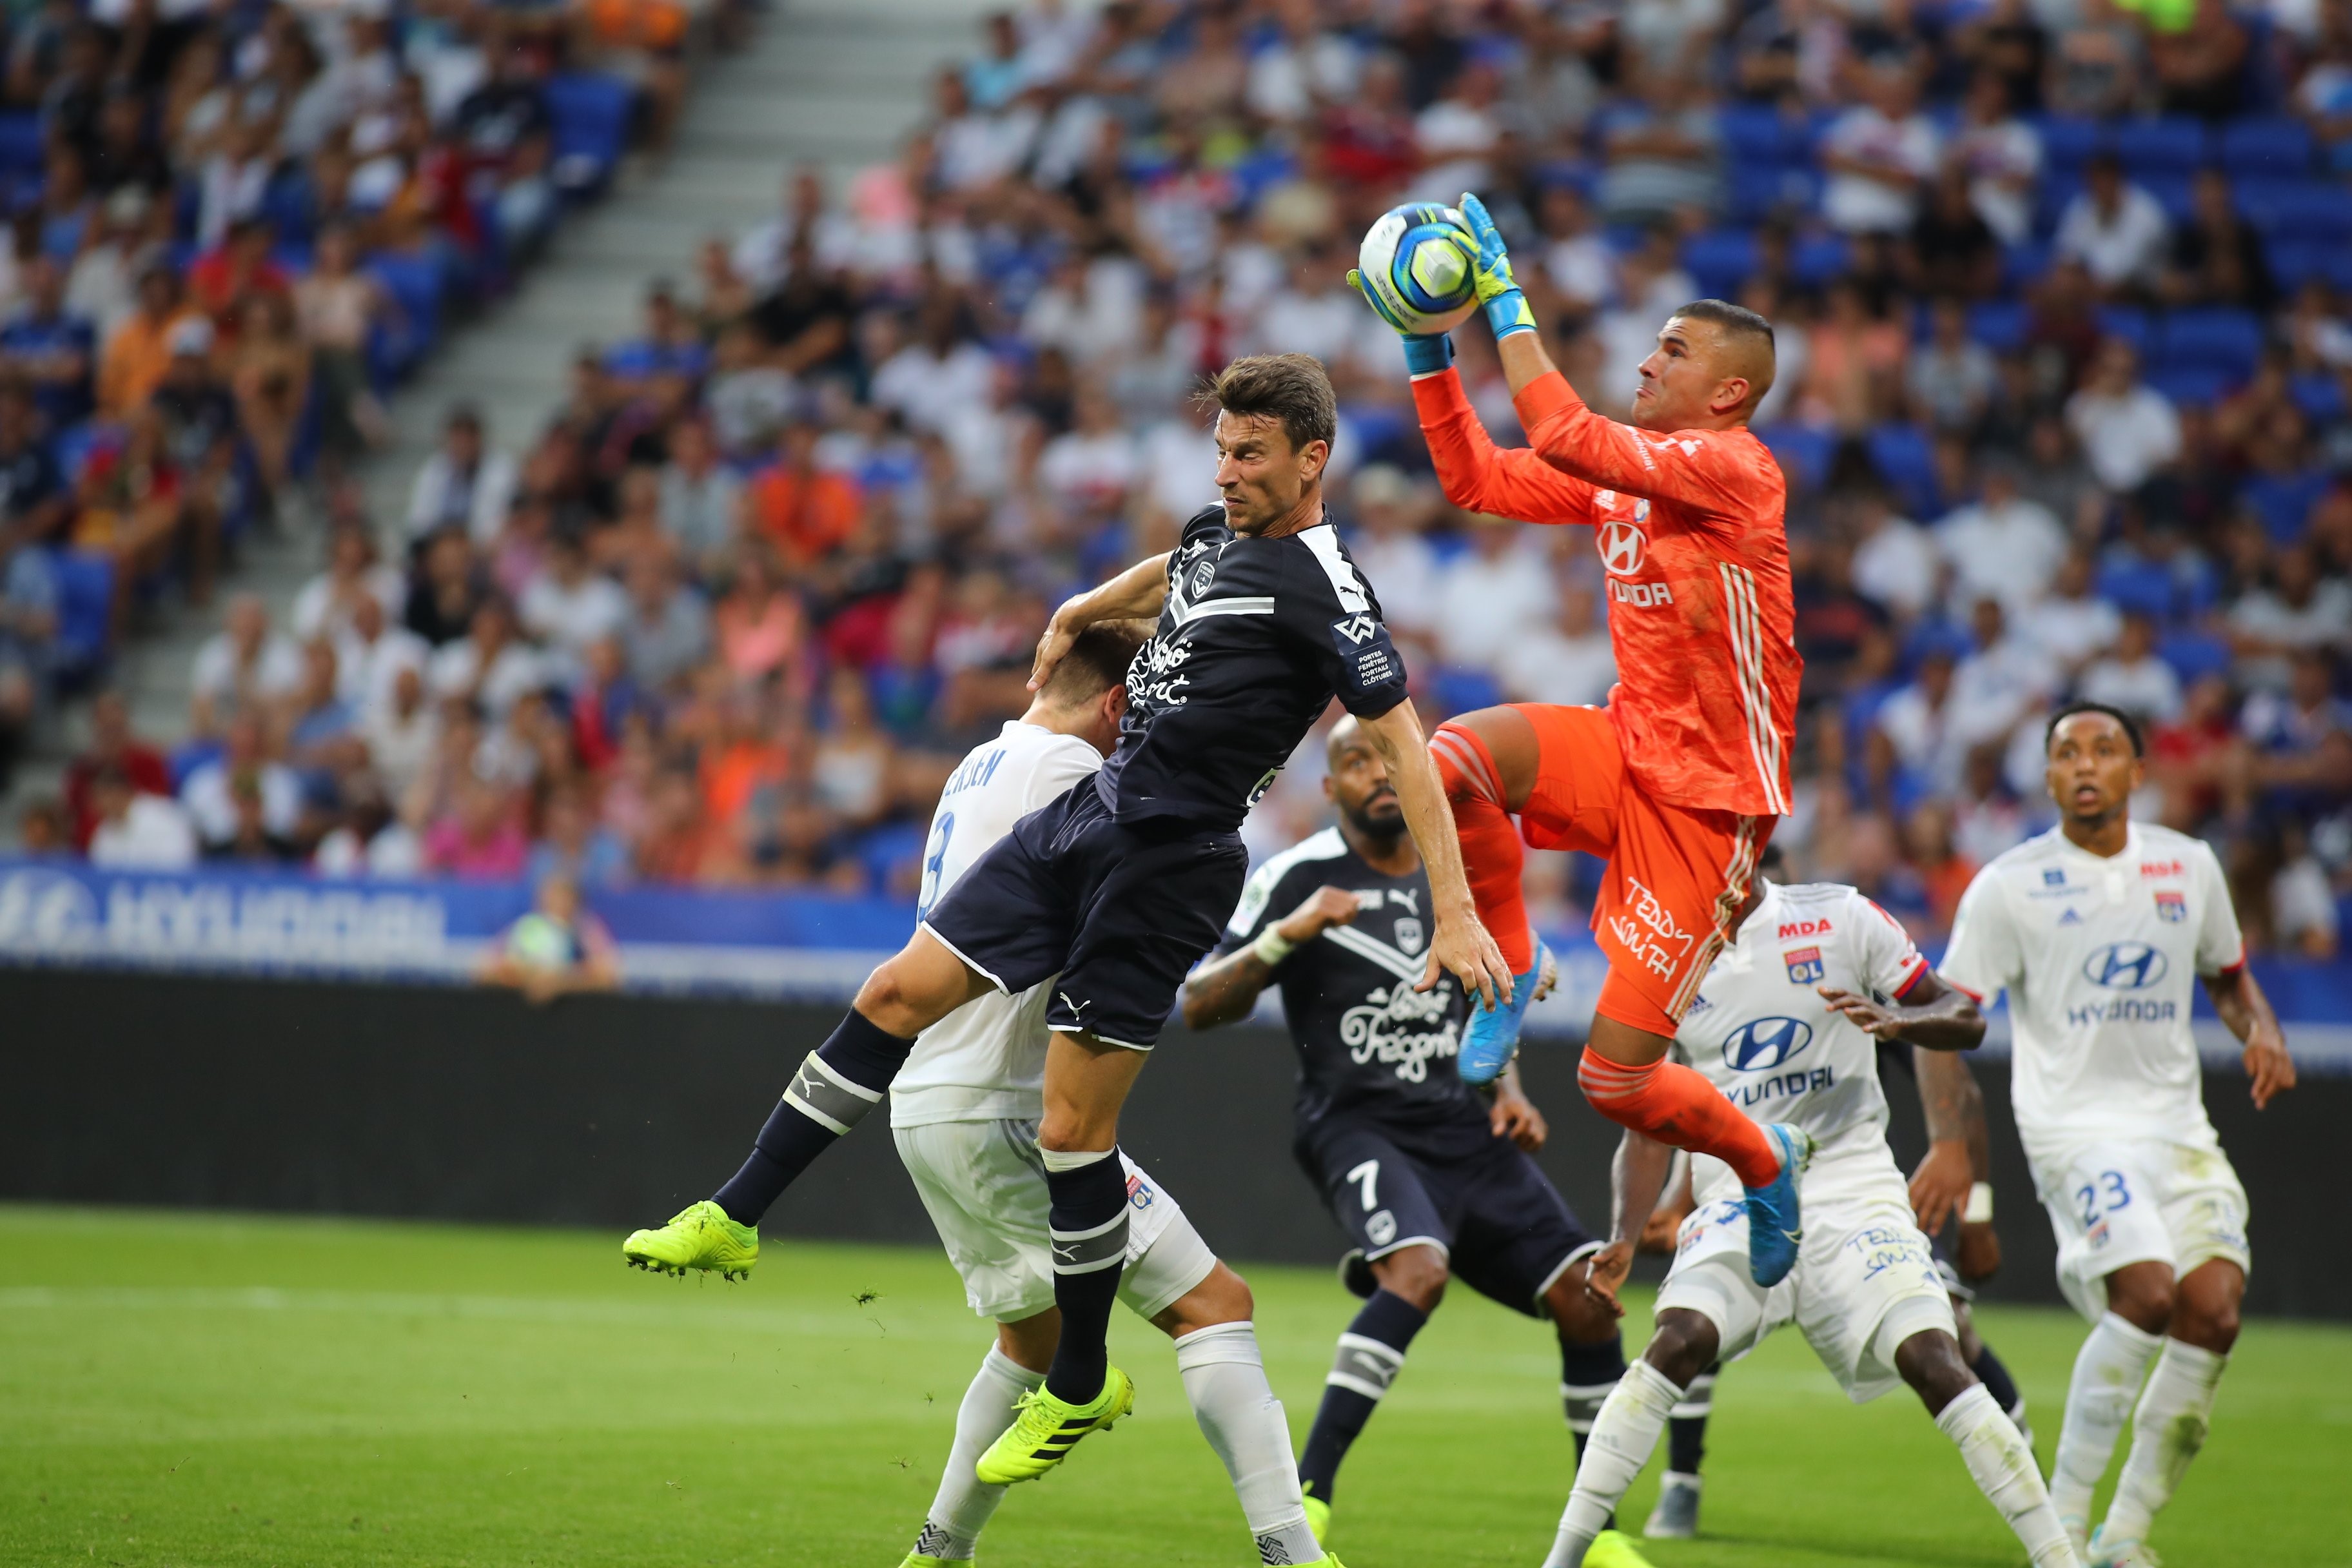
[{"x1": 17, "y1": 0, "x2": 2352, "y2": 962}]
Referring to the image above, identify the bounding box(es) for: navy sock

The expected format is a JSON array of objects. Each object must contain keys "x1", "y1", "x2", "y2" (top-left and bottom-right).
[
  {"x1": 1667, "y1": 1362, "x2": 1719, "y2": 1476},
  {"x1": 1968, "y1": 1341, "x2": 2028, "y2": 1433},
  {"x1": 711, "y1": 1009, "x2": 911, "y2": 1226},
  {"x1": 1297, "y1": 1289, "x2": 1428, "y2": 1504},
  {"x1": 1041, "y1": 1149, "x2": 1131, "y2": 1404}
]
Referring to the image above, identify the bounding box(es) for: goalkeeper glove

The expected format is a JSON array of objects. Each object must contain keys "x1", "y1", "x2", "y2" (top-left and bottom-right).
[
  {"x1": 1459, "y1": 192, "x2": 1536, "y2": 341},
  {"x1": 1346, "y1": 266, "x2": 1457, "y2": 376}
]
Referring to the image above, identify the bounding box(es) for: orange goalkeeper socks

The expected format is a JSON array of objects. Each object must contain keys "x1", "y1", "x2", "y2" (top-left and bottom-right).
[
  {"x1": 1429, "y1": 720, "x2": 1533, "y2": 973},
  {"x1": 1577, "y1": 1048, "x2": 1783, "y2": 1188}
]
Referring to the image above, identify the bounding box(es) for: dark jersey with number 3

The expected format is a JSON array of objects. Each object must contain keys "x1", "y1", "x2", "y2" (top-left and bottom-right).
[
  {"x1": 1095, "y1": 506, "x2": 1409, "y2": 832},
  {"x1": 1219, "y1": 827, "x2": 1493, "y2": 1162}
]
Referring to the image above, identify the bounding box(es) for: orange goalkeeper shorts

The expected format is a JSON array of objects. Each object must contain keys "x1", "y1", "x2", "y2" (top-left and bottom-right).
[{"x1": 1513, "y1": 703, "x2": 1772, "y2": 1036}]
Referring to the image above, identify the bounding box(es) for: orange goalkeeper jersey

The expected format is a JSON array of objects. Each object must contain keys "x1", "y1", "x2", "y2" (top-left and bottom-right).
[{"x1": 1413, "y1": 367, "x2": 1800, "y2": 818}]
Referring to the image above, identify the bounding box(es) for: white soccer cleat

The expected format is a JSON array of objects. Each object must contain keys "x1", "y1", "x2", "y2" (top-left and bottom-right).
[
  {"x1": 1643, "y1": 1471, "x2": 1701, "y2": 1538},
  {"x1": 2087, "y1": 1525, "x2": 2161, "y2": 1567}
]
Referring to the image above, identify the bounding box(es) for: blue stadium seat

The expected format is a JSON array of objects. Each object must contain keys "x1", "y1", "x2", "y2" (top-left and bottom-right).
[
  {"x1": 2001, "y1": 239, "x2": 2053, "y2": 289},
  {"x1": 2237, "y1": 177, "x2": 2352, "y2": 239},
  {"x1": 2157, "y1": 629, "x2": 2233, "y2": 685},
  {"x1": 49, "y1": 550, "x2": 113, "y2": 689},
  {"x1": 2094, "y1": 304, "x2": 2154, "y2": 355},
  {"x1": 1720, "y1": 104, "x2": 1805, "y2": 164},
  {"x1": 2218, "y1": 117, "x2": 2315, "y2": 176},
  {"x1": 2033, "y1": 115, "x2": 2104, "y2": 173},
  {"x1": 544, "y1": 72, "x2": 636, "y2": 194},
  {"x1": 364, "y1": 251, "x2": 447, "y2": 380},
  {"x1": 169, "y1": 739, "x2": 222, "y2": 792},
  {"x1": 2271, "y1": 239, "x2": 2331, "y2": 289},
  {"x1": 1758, "y1": 423, "x2": 1836, "y2": 490},
  {"x1": 2140, "y1": 172, "x2": 2196, "y2": 221},
  {"x1": 2244, "y1": 470, "x2": 2331, "y2": 541},
  {"x1": 1430, "y1": 665, "x2": 1502, "y2": 716},
  {"x1": 2148, "y1": 366, "x2": 2233, "y2": 407},
  {"x1": 1866, "y1": 423, "x2": 1939, "y2": 518},
  {"x1": 2112, "y1": 116, "x2": 2210, "y2": 173},
  {"x1": 1727, "y1": 167, "x2": 1820, "y2": 224},
  {"x1": 1967, "y1": 299, "x2": 2029, "y2": 351},
  {"x1": 1682, "y1": 229, "x2": 1758, "y2": 299},
  {"x1": 2292, "y1": 373, "x2": 2348, "y2": 424},
  {"x1": 1791, "y1": 233, "x2": 1849, "y2": 287},
  {"x1": 2096, "y1": 558, "x2": 2177, "y2": 620},
  {"x1": 2157, "y1": 308, "x2": 2264, "y2": 378},
  {"x1": 0, "y1": 112, "x2": 41, "y2": 177}
]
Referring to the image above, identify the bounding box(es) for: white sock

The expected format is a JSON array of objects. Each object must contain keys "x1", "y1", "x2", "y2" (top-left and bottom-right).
[
  {"x1": 910, "y1": 1346, "x2": 1042, "y2": 1560},
  {"x1": 1175, "y1": 1322, "x2": 1323, "y2": 1565},
  {"x1": 2051, "y1": 1313, "x2": 2162, "y2": 1529},
  {"x1": 2098, "y1": 1338, "x2": 2228, "y2": 1548},
  {"x1": 1936, "y1": 1383, "x2": 2082, "y2": 1568},
  {"x1": 1544, "y1": 1358, "x2": 1681, "y2": 1568}
]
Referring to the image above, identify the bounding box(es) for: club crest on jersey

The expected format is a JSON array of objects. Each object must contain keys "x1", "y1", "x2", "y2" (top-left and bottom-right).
[
  {"x1": 1783, "y1": 946, "x2": 1824, "y2": 984},
  {"x1": 1391, "y1": 916, "x2": 1424, "y2": 956},
  {"x1": 1125, "y1": 1172, "x2": 1155, "y2": 1210},
  {"x1": 1190, "y1": 558, "x2": 1215, "y2": 598},
  {"x1": 2155, "y1": 890, "x2": 2186, "y2": 923}
]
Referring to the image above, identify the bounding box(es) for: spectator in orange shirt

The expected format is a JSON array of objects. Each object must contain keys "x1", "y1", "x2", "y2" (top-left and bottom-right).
[
  {"x1": 700, "y1": 685, "x2": 790, "y2": 827},
  {"x1": 99, "y1": 263, "x2": 204, "y2": 418},
  {"x1": 750, "y1": 422, "x2": 859, "y2": 566},
  {"x1": 1903, "y1": 798, "x2": 1978, "y2": 940},
  {"x1": 186, "y1": 217, "x2": 291, "y2": 338}
]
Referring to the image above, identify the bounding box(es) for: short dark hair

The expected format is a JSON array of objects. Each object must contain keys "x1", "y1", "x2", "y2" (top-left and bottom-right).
[
  {"x1": 1043, "y1": 618, "x2": 1152, "y2": 704},
  {"x1": 2045, "y1": 701, "x2": 2145, "y2": 758},
  {"x1": 1674, "y1": 298, "x2": 1776, "y2": 352},
  {"x1": 1205, "y1": 353, "x2": 1337, "y2": 455}
]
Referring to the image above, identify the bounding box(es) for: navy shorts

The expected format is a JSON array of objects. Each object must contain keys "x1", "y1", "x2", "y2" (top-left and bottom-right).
[
  {"x1": 921, "y1": 779, "x2": 1248, "y2": 1052},
  {"x1": 1297, "y1": 1115, "x2": 1600, "y2": 1317}
]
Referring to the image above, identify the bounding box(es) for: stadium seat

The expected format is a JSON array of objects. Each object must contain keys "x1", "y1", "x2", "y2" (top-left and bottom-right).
[
  {"x1": 2157, "y1": 308, "x2": 2265, "y2": 380},
  {"x1": 1682, "y1": 229, "x2": 1759, "y2": 299},
  {"x1": 2140, "y1": 172, "x2": 2196, "y2": 221},
  {"x1": 2148, "y1": 366, "x2": 2233, "y2": 407},
  {"x1": 1791, "y1": 233, "x2": 1849, "y2": 287},
  {"x1": 545, "y1": 72, "x2": 637, "y2": 195},
  {"x1": 2292, "y1": 373, "x2": 2348, "y2": 424},
  {"x1": 2237, "y1": 177, "x2": 2352, "y2": 240},
  {"x1": 168, "y1": 739, "x2": 222, "y2": 792},
  {"x1": 2093, "y1": 304, "x2": 2153, "y2": 355},
  {"x1": 1865, "y1": 423, "x2": 1939, "y2": 518},
  {"x1": 2243, "y1": 471, "x2": 2332, "y2": 541},
  {"x1": 2001, "y1": 239, "x2": 2053, "y2": 289},
  {"x1": 1966, "y1": 299, "x2": 2029, "y2": 351},
  {"x1": 2095, "y1": 558, "x2": 2177, "y2": 620},
  {"x1": 2271, "y1": 239, "x2": 2331, "y2": 289},
  {"x1": 1429, "y1": 665, "x2": 1502, "y2": 716},
  {"x1": 1758, "y1": 422, "x2": 1836, "y2": 490},
  {"x1": 2032, "y1": 115, "x2": 2104, "y2": 173},
  {"x1": 2218, "y1": 117, "x2": 2316, "y2": 176},
  {"x1": 49, "y1": 551, "x2": 113, "y2": 689},
  {"x1": 2112, "y1": 116, "x2": 2210, "y2": 173},
  {"x1": 2157, "y1": 629, "x2": 2233, "y2": 685},
  {"x1": 0, "y1": 111, "x2": 41, "y2": 177},
  {"x1": 1720, "y1": 104, "x2": 1804, "y2": 164}
]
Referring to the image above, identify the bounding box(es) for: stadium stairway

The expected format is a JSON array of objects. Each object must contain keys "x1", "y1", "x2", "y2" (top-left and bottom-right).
[{"x1": 0, "y1": 0, "x2": 979, "y2": 844}]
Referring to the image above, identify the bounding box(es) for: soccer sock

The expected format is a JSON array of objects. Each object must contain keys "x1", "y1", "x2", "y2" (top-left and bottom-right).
[
  {"x1": 1175, "y1": 1321, "x2": 1324, "y2": 1566},
  {"x1": 1544, "y1": 1357, "x2": 1681, "y2": 1568},
  {"x1": 1429, "y1": 721, "x2": 1533, "y2": 972},
  {"x1": 1040, "y1": 1146, "x2": 1129, "y2": 1404},
  {"x1": 1560, "y1": 1333, "x2": 1628, "y2": 1533},
  {"x1": 1577, "y1": 1048, "x2": 1783, "y2": 1188},
  {"x1": 711, "y1": 1009, "x2": 912, "y2": 1226},
  {"x1": 1297, "y1": 1289, "x2": 1428, "y2": 1504},
  {"x1": 2050, "y1": 1312, "x2": 2163, "y2": 1528},
  {"x1": 910, "y1": 1346, "x2": 1042, "y2": 1560},
  {"x1": 1969, "y1": 1338, "x2": 2033, "y2": 1449},
  {"x1": 1936, "y1": 1383, "x2": 2080, "y2": 1568},
  {"x1": 2098, "y1": 1338, "x2": 2228, "y2": 1547},
  {"x1": 1665, "y1": 1362, "x2": 1718, "y2": 1480}
]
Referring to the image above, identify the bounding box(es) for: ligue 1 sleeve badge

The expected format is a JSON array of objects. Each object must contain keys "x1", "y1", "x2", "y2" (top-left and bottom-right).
[{"x1": 1784, "y1": 946, "x2": 1825, "y2": 984}]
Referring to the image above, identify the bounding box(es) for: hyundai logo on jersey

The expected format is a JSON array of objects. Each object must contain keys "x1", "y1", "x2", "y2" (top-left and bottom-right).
[
  {"x1": 2084, "y1": 941, "x2": 2169, "y2": 989},
  {"x1": 1783, "y1": 945, "x2": 1824, "y2": 984},
  {"x1": 1723, "y1": 1016, "x2": 1814, "y2": 1072}
]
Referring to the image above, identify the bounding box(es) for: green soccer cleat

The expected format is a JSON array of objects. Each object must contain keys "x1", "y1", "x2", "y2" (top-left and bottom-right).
[
  {"x1": 973, "y1": 1366, "x2": 1135, "y2": 1484},
  {"x1": 622, "y1": 1200, "x2": 758, "y2": 1279},
  {"x1": 1585, "y1": 1527, "x2": 1658, "y2": 1568},
  {"x1": 1303, "y1": 1490, "x2": 1332, "y2": 1547}
]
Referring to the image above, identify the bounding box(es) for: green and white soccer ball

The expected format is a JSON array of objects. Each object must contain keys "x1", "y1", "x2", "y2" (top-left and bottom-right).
[
  {"x1": 1357, "y1": 202, "x2": 1480, "y2": 335},
  {"x1": 505, "y1": 913, "x2": 575, "y2": 971}
]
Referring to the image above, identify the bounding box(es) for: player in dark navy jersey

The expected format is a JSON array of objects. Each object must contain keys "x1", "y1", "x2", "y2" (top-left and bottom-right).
[
  {"x1": 619, "y1": 355, "x2": 1512, "y2": 1504},
  {"x1": 1184, "y1": 718, "x2": 1651, "y2": 1566}
]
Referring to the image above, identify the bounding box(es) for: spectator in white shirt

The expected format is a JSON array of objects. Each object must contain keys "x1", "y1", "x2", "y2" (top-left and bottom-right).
[
  {"x1": 2228, "y1": 542, "x2": 2352, "y2": 691},
  {"x1": 1345, "y1": 466, "x2": 1442, "y2": 642},
  {"x1": 1950, "y1": 596, "x2": 2058, "y2": 749},
  {"x1": 1819, "y1": 63, "x2": 1942, "y2": 235},
  {"x1": 1415, "y1": 60, "x2": 1505, "y2": 195},
  {"x1": 870, "y1": 299, "x2": 998, "y2": 436},
  {"x1": 1433, "y1": 522, "x2": 1558, "y2": 672},
  {"x1": 1950, "y1": 71, "x2": 2041, "y2": 245},
  {"x1": 334, "y1": 594, "x2": 429, "y2": 718},
  {"x1": 1849, "y1": 485, "x2": 1941, "y2": 619},
  {"x1": 1871, "y1": 646, "x2": 1965, "y2": 799},
  {"x1": 658, "y1": 417, "x2": 743, "y2": 573},
  {"x1": 2079, "y1": 611, "x2": 2185, "y2": 723},
  {"x1": 519, "y1": 531, "x2": 630, "y2": 670},
  {"x1": 1036, "y1": 384, "x2": 1140, "y2": 514},
  {"x1": 290, "y1": 525, "x2": 404, "y2": 644},
  {"x1": 362, "y1": 664, "x2": 438, "y2": 802},
  {"x1": 1936, "y1": 458, "x2": 2070, "y2": 614},
  {"x1": 190, "y1": 593, "x2": 305, "y2": 738},
  {"x1": 1905, "y1": 297, "x2": 1997, "y2": 435},
  {"x1": 2066, "y1": 337, "x2": 2182, "y2": 492},
  {"x1": 2054, "y1": 152, "x2": 2171, "y2": 295},
  {"x1": 1500, "y1": 573, "x2": 1617, "y2": 706},
  {"x1": 1538, "y1": 183, "x2": 1614, "y2": 311},
  {"x1": 179, "y1": 710, "x2": 304, "y2": 848},
  {"x1": 404, "y1": 406, "x2": 518, "y2": 547},
  {"x1": 429, "y1": 598, "x2": 547, "y2": 720},
  {"x1": 86, "y1": 765, "x2": 197, "y2": 870},
  {"x1": 2027, "y1": 549, "x2": 2122, "y2": 676}
]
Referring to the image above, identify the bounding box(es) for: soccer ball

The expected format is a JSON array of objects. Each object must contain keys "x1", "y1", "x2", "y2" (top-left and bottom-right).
[{"x1": 1357, "y1": 203, "x2": 1479, "y2": 336}]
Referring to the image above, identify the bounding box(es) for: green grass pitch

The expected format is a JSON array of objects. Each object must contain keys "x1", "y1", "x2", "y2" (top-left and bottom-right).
[{"x1": 5, "y1": 1206, "x2": 2349, "y2": 1567}]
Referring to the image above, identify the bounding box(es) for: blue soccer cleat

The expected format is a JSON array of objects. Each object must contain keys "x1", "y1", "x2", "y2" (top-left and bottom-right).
[
  {"x1": 1457, "y1": 940, "x2": 1547, "y2": 1086},
  {"x1": 1743, "y1": 1123, "x2": 1814, "y2": 1287}
]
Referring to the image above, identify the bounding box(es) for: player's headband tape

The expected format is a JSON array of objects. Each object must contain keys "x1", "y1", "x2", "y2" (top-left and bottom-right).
[{"x1": 783, "y1": 1051, "x2": 885, "y2": 1136}]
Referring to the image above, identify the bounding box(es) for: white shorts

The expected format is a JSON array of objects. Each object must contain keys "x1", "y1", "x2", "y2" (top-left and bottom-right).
[
  {"x1": 892, "y1": 1118, "x2": 1218, "y2": 1324},
  {"x1": 1657, "y1": 1193, "x2": 1957, "y2": 1404},
  {"x1": 2028, "y1": 1136, "x2": 2251, "y2": 1322}
]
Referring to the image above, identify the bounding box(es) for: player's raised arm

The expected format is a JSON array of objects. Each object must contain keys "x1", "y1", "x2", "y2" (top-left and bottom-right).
[
  {"x1": 1355, "y1": 696, "x2": 1513, "y2": 1010},
  {"x1": 1182, "y1": 883, "x2": 1359, "y2": 1031},
  {"x1": 1029, "y1": 551, "x2": 1172, "y2": 692},
  {"x1": 1452, "y1": 193, "x2": 1778, "y2": 520}
]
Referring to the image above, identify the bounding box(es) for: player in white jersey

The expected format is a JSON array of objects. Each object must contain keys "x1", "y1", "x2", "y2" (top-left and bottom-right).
[
  {"x1": 1939, "y1": 702, "x2": 2297, "y2": 1567},
  {"x1": 1542, "y1": 870, "x2": 2082, "y2": 1568},
  {"x1": 885, "y1": 622, "x2": 1344, "y2": 1568}
]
